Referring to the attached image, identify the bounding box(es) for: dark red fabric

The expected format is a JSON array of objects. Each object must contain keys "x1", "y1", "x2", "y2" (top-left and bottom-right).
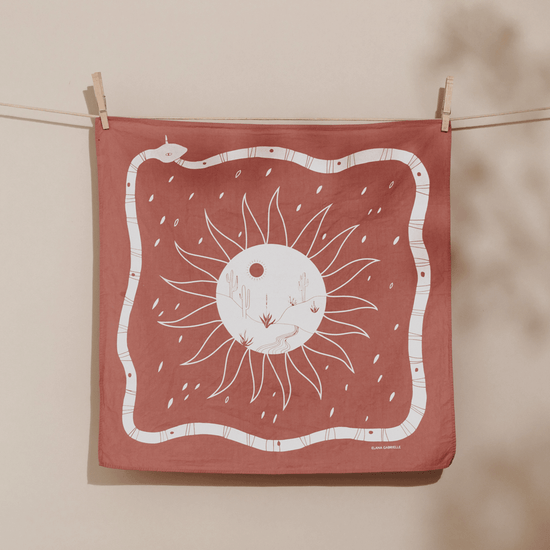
[{"x1": 96, "y1": 117, "x2": 454, "y2": 473}]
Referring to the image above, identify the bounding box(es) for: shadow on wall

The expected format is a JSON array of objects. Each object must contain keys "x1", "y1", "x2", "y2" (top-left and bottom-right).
[
  {"x1": 433, "y1": 438, "x2": 550, "y2": 550},
  {"x1": 429, "y1": 5, "x2": 550, "y2": 341},
  {"x1": 426, "y1": 5, "x2": 550, "y2": 550}
]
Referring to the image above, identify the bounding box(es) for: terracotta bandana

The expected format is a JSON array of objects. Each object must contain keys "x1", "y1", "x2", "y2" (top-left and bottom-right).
[{"x1": 96, "y1": 117, "x2": 455, "y2": 473}]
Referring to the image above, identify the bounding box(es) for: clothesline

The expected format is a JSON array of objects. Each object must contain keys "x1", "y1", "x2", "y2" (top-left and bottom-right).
[{"x1": 1, "y1": 100, "x2": 550, "y2": 126}]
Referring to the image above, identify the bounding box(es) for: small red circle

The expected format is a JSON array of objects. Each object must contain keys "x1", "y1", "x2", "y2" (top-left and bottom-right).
[
  {"x1": 269, "y1": 149, "x2": 274, "y2": 153},
  {"x1": 203, "y1": 162, "x2": 207, "y2": 165},
  {"x1": 415, "y1": 368, "x2": 419, "y2": 372},
  {"x1": 417, "y1": 172, "x2": 421, "y2": 176},
  {"x1": 170, "y1": 431, "x2": 174, "y2": 435},
  {"x1": 369, "y1": 430, "x2": 373, "y2": 434},
  {"x1": 421, "y1": 272, "x2": 425, "y2": 277},
  {"x1": 249, "y1": 262, "x2": 264, "y2": 277},
  {"x1": 337, "y1": 161, "x2": 341, "y2": 165},
  {"x1": 127, "y1": 183, "x2": 130, "y2": 187},
  {"x1": 277, "y1": 441, "x2": 280, "y2": 446},
  {"x1": 128, "y1": 373, "x2": 132, "y2": 377}
]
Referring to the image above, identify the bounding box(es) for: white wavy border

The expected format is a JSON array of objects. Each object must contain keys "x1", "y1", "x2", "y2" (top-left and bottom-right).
[{"x1": 116, "y1": 142, "x2": 430, "y2": 450}]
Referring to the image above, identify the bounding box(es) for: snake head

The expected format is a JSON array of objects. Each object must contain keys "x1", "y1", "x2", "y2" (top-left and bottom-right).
[{"x1": 148, "y1": 137, "x2": 187, "y2": 163}]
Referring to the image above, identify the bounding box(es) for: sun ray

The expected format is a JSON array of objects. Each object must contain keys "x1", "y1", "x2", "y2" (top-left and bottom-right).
[
  {"x1": 160, "y1": 277, "x2": 217, "y2": 300},
  {"x1": 288, "y1": 348, "x2": 322, "y2": 398},
  {"x1": 181, "y1": 322, "x2": 224, "y2": 363},
  {"x1": 310, "y1": 225, "x2": 359, "y2": 274},
  {"x1": 304, "y1": 331, "x2": 355, "y2": 373},
  {"x1": 319, "y1": 314, "x2": 370, "y2": 338},
  {"x1": 163, "y1": 278, "x2": 217, "y2": 285},
  {"x1": 322, "y1": 257, "x2": 379, "y2": 278},
  {"x1": 291, "y1": 204, "x2": 331, "y2": 256},
  {"x1": 315, "y1": 333, "x2": 355, "y2": 372},
  {"x1": 159, "y1": 319, "x2": 221, "y2": 329},
  {"x1": 267, "y1": 354, "x2": 292, "y2": 410},
  {"x1": 181, "y1": 337, "x2": 233, "y2": 366},
  {"x1": 172, "y1": 245, "x2": 227, "y2": 265},
  {"x1": 162, "y1": 301, "x2": 218, "y2": 328},
  {"x1": 303, "y1": 343, "x2": 352, "y2": 373},
  {"x1": 209, "y1": 343, "x2": 247, "y2": 398},
  {"x1": 326, "y1": 294, "x2": 378, "y2": 313},
  {"x1": 242, "y1": 194, "x2": 266, "y2": 248},
  {"x1": 204, "y1": 210, "x2": 244, "y2": 260},
  {"x1": 266, "y1": 188, "x2": 288, "y2": 246},
  {"x1": 249, "y1": 352, "x2": 265, "y2": 403},
  {"x1": 175, "y1": 242, "x2": 219, "y2": 281},
  {"x1": 326, "y1": 260, "x2": 380, "y2": 295}
]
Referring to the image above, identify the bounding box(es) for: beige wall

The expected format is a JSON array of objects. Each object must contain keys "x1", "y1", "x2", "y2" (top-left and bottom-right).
[{"x1": 1, "y1": 1, "x2": 549, "y2": 548}]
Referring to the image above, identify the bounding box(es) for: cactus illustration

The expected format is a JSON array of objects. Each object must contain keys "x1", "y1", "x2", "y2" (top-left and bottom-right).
[
  {"x1": 238, "y1": 331, "x2": 254, "y2": 347},
  {"x1": 226, "y1": 269, "x2": 238, "y2": 299},
  {"x1": 259, "y1": 312, "x2": 276, "y2": 328},
  {"x1": 239, "y1": 285, "x2": 250, "y2": 318},
  {"x1": 310, "y1": 301, "x2": 319, "y2": 313},
  {"x1": 288, "y1": 296, "x2": 298, "y2": 306},
  {"x1": 299, "y1": 272, "x2": 309, "y2": 302}
]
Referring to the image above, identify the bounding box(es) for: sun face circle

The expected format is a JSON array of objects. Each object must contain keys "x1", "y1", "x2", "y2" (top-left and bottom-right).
[{"x1": 216, "y1": 244, "x2": 327, "y2": 354}]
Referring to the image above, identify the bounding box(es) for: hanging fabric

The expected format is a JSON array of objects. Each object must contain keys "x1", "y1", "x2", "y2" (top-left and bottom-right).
[{"x1": 96, "y1": 117, "x2": 455, "y2": 473}]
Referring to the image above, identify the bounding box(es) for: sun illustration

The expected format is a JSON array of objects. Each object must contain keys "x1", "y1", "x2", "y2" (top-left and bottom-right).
[{"x1": 159, "y1": 188, "x2": 378, "y2": 410}]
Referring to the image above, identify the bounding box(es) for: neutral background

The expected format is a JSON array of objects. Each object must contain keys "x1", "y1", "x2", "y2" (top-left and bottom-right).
[{"x1": 1, "y1": 1, "x2": 549, "y2": 549}]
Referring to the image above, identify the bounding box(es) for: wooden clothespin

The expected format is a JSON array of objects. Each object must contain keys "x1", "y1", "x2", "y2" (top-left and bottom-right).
[
  {"x1": 92, "y1": 72, "x2": 109, "y2": 129},
  {"x1": 441, "y1": 76, "x2": 453, "y2": 132}
]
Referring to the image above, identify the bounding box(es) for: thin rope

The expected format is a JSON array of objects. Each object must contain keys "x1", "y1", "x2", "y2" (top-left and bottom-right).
[
  {"x1": 2, "y1": 100, "x2": 550, "y2": 124},
  {"x1": 452, "y1": 116, "x2": 550, "y2": 131},
  {"x1": 0, "y1": 102, "x2": 96, "y2": 119},
  {"x1": 451, "y1": 106, "x2": 550, "y2": 121}
]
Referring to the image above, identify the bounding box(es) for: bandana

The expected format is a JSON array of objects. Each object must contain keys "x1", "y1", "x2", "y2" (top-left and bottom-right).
[{"x1": 96, "y1": 117, "x2": 455, "y2": 473}]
